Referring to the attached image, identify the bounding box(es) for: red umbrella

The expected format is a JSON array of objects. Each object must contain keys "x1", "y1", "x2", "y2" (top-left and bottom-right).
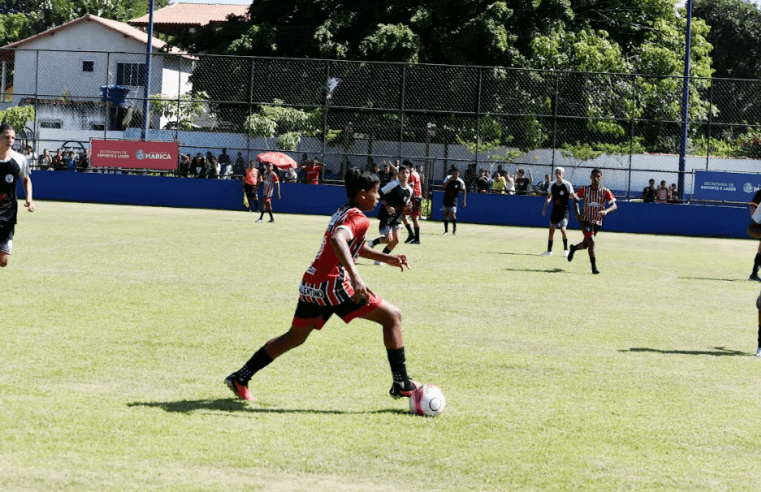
[{"x1": 257, "y1": 151, "x2": 298, "y2": 169}]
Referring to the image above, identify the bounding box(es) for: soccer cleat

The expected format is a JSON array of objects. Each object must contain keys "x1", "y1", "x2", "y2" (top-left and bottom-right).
[
  {"x1": 404, "y1": 236, "x2": 415, "y2": 244},
  {"x1": 389, "y1": 380, "x2": 421, "y2": 399},
  {"x1": 410, "y1": 239, "x2": 420, "y2": 244},
  {"x1": 592, "y1": 268, "x2": 600, "y2": 275},
  {"x1": 750, "y1": 273, "x2": 761, "y2": 282},
  {"x1": 756, "y1": 348, "x2": 761, "y2": 357},
  {"x1": 268, "y1": 218, "x2": 275, "y2": 222},
  {"x1": 442, "y1": 231, "x2": 448, "y2": 235},
  {"x1": 567, "y1": 244, "x2": 577, "y2": 262},
  {"x1": 374, "y1": 260, "x2": 381, "y2": 265},
  {"x1": 541, "y1": 251, "x2": 552, "y2": 257},
  {"x1": 255, "y1": 218, "x2": 263, "y2": 223},
  {"x1": 225, "y1": 373, "x2": 255, "y2": 401},
  {"x1": 563, "y1": 250, "x2": 569, "y2": 257}
]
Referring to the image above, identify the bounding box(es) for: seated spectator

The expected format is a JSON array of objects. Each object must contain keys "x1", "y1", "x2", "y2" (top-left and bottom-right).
[
  {"x1": 178, "y1": 154, "x2": 191, "y2": 177},
  {"x1": 535, "y1": 174, "x2": 551, "y2": 195},
  {"x1": 668, "y1": 183, "x2": 680, "y2": 203},
  {"x1": 38, "y1": 149, "x2": 52, "y2": 171},
  {"x1": 208, "y1": 156, "x2": 220, "y2": 179},
  {"x1": 193, "y1": 153, "x2": 206, "y2": 178},
  {"x1": 655, "y1": 180, "x2": 670, "y2": 203},
  {"x1": 504, "y1": 171, "x2": 516, "y2": 195},
  {"x1": 218, "y1": 148, "x2": 232, "y2": 171},
  {"x1": 52, "y1": 149, "x2": 65, "y2": 171},
  {"x1": 515, "y1": 168, "x2": 533, "y2": 194},
  {"x1": 475, "y1": 170, "x2": 490, "y2": 193},
  {"x1": 24, "y1": 145, "x2": 37, "y2": 169},
  {"x1": 285, "y1": 166, "x2": 298, "y2": 183},
  {"x1": 643, "y1": 178, "x2": 656, "y2": 202},
  {"x1": 302, "y1": 157, "x2": 323, "y2": 184},
  {"x1": 77, "y1": 149, "x2": 90, "y2": 172},
  {"x1": 65, "y1": 151, "x2": 77, "y2": 172},
  {"x1": 492, "y1": 172, "x2": 507, "y2": 194}
]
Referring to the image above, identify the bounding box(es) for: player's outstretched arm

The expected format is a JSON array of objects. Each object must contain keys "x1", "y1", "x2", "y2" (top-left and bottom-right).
[{"x1": 359, "y1": 243, "x2": 410, "y2": 272}]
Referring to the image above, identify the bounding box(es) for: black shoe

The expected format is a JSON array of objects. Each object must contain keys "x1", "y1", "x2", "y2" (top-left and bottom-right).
[
  {"x1": 389, "y1": 380, "x2": 420, "y2": 399},
  {"x1": 567, "y1": 244, "x2": 577, "y2": 262},
  {"x1": 404, "y1": 236, "x2": 415, "y2": 243},
  {"x1": 410, "y1": 239, "x2": 420, "y2": 244},
  {"x1": 750, "y1": 273, "x2": 761, "y2": 282},
  {"x1": 224, "y1": 373, "x2": 255, "y2": 401},
  {"x1": 592, "y1": 268, "x2": 600, "y2": 275}
]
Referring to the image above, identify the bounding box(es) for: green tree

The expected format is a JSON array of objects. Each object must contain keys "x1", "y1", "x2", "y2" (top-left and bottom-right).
[
  {"x1": 150, "y1": 91, "x2": 210, "y2": 131},
  {"x1": 0, "y1": 104, "x2": 34, "y2": 131}
]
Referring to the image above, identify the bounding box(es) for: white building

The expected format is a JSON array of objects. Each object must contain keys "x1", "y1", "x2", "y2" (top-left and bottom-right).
[{"x1": 0, "y1": 14, "x2": 195, "y2": 146}]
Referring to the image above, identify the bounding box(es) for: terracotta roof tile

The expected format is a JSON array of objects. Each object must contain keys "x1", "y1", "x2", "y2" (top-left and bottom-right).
[{"x1": 129, "y1": 3, "x2": 250, "y2": 29}]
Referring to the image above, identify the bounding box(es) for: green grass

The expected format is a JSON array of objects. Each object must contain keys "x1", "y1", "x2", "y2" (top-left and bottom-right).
[{"x1": 3, "y1": 201, "x2": 761, "y2": 491}]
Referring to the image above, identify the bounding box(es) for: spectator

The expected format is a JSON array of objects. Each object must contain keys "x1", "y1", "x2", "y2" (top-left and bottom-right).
[
  {"x1": 504, "y1": 171, "x2": 516, "y2": 195},
  {"x1": 302, "y1": 157, "x2": 323, "y2": 184},
  {"x1": 179, "y1": 154, "x2": 191, "y2": 177},
  {"x1": 642, "y1": 178, "x2": 656, "y2": 202},
  {"x1": 284, "y1": 166, "x2": 298, "y2": 183},
  {"x1": 218, "y1": 148, "x2": 232, "y2": 171},
  {"x1": 536, "y1": 174, "x2": 551, "y2": 195},
  {"x1": 492, "y1": 172, "x2": 507, "y2": 194},
  {"x1": 65, "y1": 151, "x2": 77, "y2": 172},
  {"x1": 77, "y1": 149, "x2": 90, "y2": 172},
  {"x1": 378, "y1": 162, "x2": 393, "y2": 187},
  {"x1": 234, "y1": 152, "x2": 246, "y2": 178},
  {"x1": 24, "y1": 145, "x2": 37, "y2": 169},
  {"x1": 52, "y1": 149, "x2": 64, "y2": 171},
  {"x1": 515, "y1": 168, "x2": 533, "y2": 194},
  {"x1": 475, "y1": 169, "x2": 490, "y2": 193},
  {"x1": 193, "y1": 153, "x2": 206, "y2": 178},
  {"x1": 416, "y1": 165, "x2": 426, "y2": 197},
  {"x1": 668, "y1": 183, "x2": 679, "y2": 203},
  {"x1": 655, "y1": 180, "x2": 670, "y2": 203},
  {"x1": 208, "y1": 156, "x2": 220, "y2": 179},
  {"x1": 38, "y1": 149, "x2": 52, "y2": 171}
]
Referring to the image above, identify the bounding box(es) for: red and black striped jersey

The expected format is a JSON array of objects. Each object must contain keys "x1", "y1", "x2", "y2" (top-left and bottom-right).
[
  {"x1": 576, "y1": 185, "x2": 615, "y2": 225},
  {"x1": 299, "y1": 205, "x2": 369, "y2": 305}
]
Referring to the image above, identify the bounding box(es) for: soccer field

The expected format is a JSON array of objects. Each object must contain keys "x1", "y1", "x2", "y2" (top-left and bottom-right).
[{"x1": 3, "y1": 201, "x2": 761, "y2": 491}]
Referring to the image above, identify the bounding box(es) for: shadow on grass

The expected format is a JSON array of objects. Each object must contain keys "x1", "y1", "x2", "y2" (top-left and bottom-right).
[
  {"x1": 504, "y1": 267, "x2": 566, "y2": 274},
  {"x1": 621, "y1": 346, "x2": 749, "y2": 357},
  {"x1": 128, "y1": 399, "x2": 410, "y2": 416},
  {"x1": 679, "y1": 276, "x2": 746, "y2": 282},
  {"x1": 496, "y1": 251, "x2": 544, "y2": 257}
]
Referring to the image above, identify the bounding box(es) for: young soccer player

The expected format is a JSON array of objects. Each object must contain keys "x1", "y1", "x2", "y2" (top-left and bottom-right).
[
  {"x1": 541, "y1": 167, "x2": 575, "y2": 257},
  {"x1": 225, "y1": 168, "x2": 419, "y2": 401},
  {"x1": 442, "y1": 168, "x2": 466, "y2": 234},
  {"x1": 0, "y1": 124, "x2": 34, "y2": 268},
  {"x1": 746, "y1": 188, "x2": 761, "y2": 281},
  {"x1": 403, "y1": 159, "x2": 423, "y2": 244},
  {"x1": 256, "y1": 162, "x2": 280, "y2": 223},
  {"x1": 368, "y1": 163, "x2": 413, "y2": 263},
  {"x1": 567, "y1": 168, "x2": 617, "y2": 274}
]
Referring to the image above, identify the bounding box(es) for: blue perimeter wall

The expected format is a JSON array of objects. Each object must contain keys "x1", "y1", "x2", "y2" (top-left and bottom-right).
[{"x1": 21, "y1": 173, "x2": 752, "y2": 239}]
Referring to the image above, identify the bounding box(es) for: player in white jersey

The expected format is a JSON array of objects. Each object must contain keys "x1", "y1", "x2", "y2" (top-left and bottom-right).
[{"x1": 0, "y1": 124, "x2": 34, "y2": 268}]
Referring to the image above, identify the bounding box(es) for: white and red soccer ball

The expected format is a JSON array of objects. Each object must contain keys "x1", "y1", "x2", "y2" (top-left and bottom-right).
[{"x1": 409, "y1": 384, "x2": 446, "y2": 417}]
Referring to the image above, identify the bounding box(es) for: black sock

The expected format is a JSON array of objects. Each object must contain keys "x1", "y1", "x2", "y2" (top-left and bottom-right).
[
  {"x1": 259, "y1": 210, "x2": 265, "y2": 220},
  {"x1": 268, "y1": 209, "x2": 274, "y2": 220},
  {"x1": 238, "y1": 346, "x2": 274, "y2": 383},
  {"x1": 563, "y1": 239, "x2": 568, "y2": 250},
  {"x1": 405, "y1": 224, "x2": 413, "y2": 236},
  {"x1": 382, "y1": 246, "x2": 391, "y2": 254},
  {"x1": 590, "y1": 257, "x2": 597, "y2": 271},
  {"x1": 452, "y1": 220, "x2": 457, "y2": 234},
  {"x1": 444, "y1": 220, "x2": 449, "y2": 232},
  {"x1": 386, "y1": 347, "x2": 411, "y2": 388},
  {"x1": 758, "y1": 325, "x2": 761, "y2": 348},
  {"x1": 253, "y1": 199, "x2": 259, "y2": 212},
  {"x1": 414, "y1": 227, "x2": 420, "y2": 241},
  {"x1": 754, "y1": 254, "x2": 761, "y2": 275},
  {"x1": 547, "y1": 240, "x2": 553, "y2": 252}
]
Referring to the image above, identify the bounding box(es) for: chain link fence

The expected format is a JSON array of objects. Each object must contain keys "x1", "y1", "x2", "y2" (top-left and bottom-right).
[{"x1": 3, "y1": 48, "x2": 761, "y2": 200}]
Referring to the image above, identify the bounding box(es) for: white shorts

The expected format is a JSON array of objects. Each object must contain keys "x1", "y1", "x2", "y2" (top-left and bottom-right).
[
  {"x1": 442, "y1": 205, "x2": 457, "y2": 215},
  {"x1": 550, "y1": 217, "x2": 569, "y2": 229}
]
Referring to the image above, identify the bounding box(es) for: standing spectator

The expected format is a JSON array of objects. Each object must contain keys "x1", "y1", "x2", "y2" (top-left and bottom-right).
[
  {"x1": 38, "y1": 149, "x2": 52, "y2": 171},
  {"x1": 208, "y1": 156, "x2": 220, "y2": 179},
  {"x1": 642, "y1": 178, "x2": 656, "y2": 202},
  {"x1": 541, "y1": 167, "x2": 575, "y2": 257},
  {"x1": 193, "y1": 153, "x2": 206, "y2": 178},
  {"x1": 655, "y1": 180, "x2": 670, "y2": 203},
  {"x1": 515, "y1": 168, "x2": 533, "y2": 194},
  {"x1": 567, "y1": 168, "x2": 617, "y2": 275},
  {"x1": 536, "y1": 174, "x2": 551, "y2": 195},
  {"x1": 284, "y1": 166, "x2": 298, "y2": 183},
  {"x1": 218, "y1": 148, "x2": 232, "y2": 172},
  {"x1": 492, "y1": 172, "x2": 507, "y2": 194},
  {"x1": 243, "y1": 161, "x2": 260, "y2": 213},
  {"x1": 668, "y1": 183, "x2": 679, "y2": 203},
  {"x1": 65, "y1": 151, "x2": 77, "y2": 172},
  {"x1": 378, "y1": 162, "x2": 393, "y2": 187},
  {"x1": 52, "y1": 149, "x2": 64, "y2": 171},
  {"x1": 24, "y1": 145, "x2": 37, "y2": 170},
  {"x1": 302, "y1": 157, "x2": 323, "y2": 184},
  {"x1": 257, "y1": 162, "x2": 280, "y2": 223},
  {"x1": 234, "y1": 152, "x2": 246, "y2": 178},
  {"x1": 77, "y1": 149, "x2": 90, "y2": 172},
  {"x1": 179, "y1": 154, "x2": 191, "y2": 177},
  {"x1": 475, "y1": 170, "x2": 490, "y2": 193},
  {"x1": 441, "y1": 168, "x2": 467, "y2": 235},
  {"x1": 504, "y1": 171, "x2": 516, "y2": 195}
]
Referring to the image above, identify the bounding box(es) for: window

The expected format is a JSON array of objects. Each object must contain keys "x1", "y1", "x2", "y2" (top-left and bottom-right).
[
  {"x1": 89, "y1": 123, "x2": 105, "y2": 131},
  {"x1": 40, "y1": 120, "x2": 63, "y2": 129},
  {"x1": 82, "y1": 60, "x2": 94, "y2": 72},
  {"x1": 116, "y1": 62, "x2": 147, "y2": 86}
]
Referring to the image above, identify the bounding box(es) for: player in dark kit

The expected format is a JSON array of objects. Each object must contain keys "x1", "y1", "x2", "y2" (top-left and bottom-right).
[
  {"x1": 541, "y1": 167, "x2": 575, "y2": 257},
  {"x1": 0, "y1": 123, "x2": 34, "y2": 268},
  {"x1": 442, "y1": 168, "x2": 466, "y2": 235},
  {"x1": 368, "y1": 163, "x2": 413, "y2": 263},
  {"x1": 746, "y1": 188, "x2": 761, "y2": 281},
  {"x1": 567, "y1": 168, "x2": 617, "y2": 274},
  {"x1": 225, "y1": 168, "x2": 420, "y2": 401}
]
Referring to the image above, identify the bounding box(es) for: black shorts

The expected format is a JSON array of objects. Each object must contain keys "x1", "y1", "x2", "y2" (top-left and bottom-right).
[
  {"x1": 582, "y1": 221, "x2": 601, "y2": 238},
  {"x1": 292, "y1": 293, "x2": 382, "y2": 330},
  {"x1": 0, "y1": 223, "x2": 14, "y2": 254}
]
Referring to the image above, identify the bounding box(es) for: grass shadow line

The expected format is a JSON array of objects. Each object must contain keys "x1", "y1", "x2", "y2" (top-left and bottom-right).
[
  {"x1": 128, "y1": 399, "x2": 410, "y2": 416},
  {"x1": 504, "y1": 267, "x2": 566, "y2": 274},
  {"x1": 679, "y1": 276, "x2": 745, "y2": 282},
  {"x1": 621, "y1": 346, "x2": 749, "y2": 357}
]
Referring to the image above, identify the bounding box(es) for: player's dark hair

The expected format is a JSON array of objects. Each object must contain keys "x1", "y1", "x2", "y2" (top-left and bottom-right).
[
  {"x1": 591, "y1": 168, "x2": 602, "y2": 176},
  {"x1": 345, "y1": 167, "x2": 379, "y2": 199},
  {"x1": 402, "y1": 159, "x2": 414, "y2": 169},
  {"x1": 0, "y1": 123, "x2": 14, "y2": 134}
]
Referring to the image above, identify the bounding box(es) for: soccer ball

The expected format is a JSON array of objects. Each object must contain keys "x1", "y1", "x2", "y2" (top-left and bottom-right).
[{"x1": 409, "y1": 384, "x2": 446, "y2": 417}]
